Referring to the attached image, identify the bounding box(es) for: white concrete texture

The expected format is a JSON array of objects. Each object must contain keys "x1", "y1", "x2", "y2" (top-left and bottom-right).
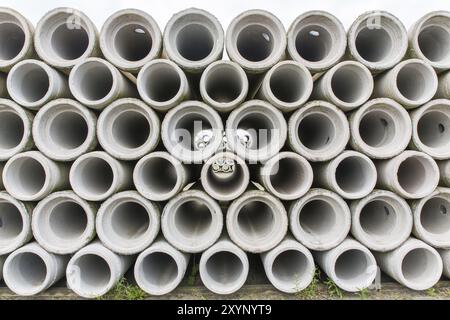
[{"x1": 0, "y1": 6, "x2": 449, "y2": 297}]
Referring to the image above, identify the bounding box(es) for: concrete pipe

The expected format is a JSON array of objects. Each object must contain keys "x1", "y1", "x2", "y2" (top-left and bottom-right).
[
  {"x1": 134, "y1": 238, "x2": 189, "y2": 295},
  {"x1": 162, "y1": 190, "x2": 223, "y2": 253},
  {"x1": 66, "y1": 241, "x2": 133, "y2": 298},
  {"x1": 134, "y1": 152, "x2": 190, "y2": 202},
  {"x1": 226, "y1": 9, "x2": 285, "y2": 75},
  {"x1": 261, "y1": 237, "x2": 315, "y2": 293},
  {"x1": 258, "y1": 152, "x2": 313, "y2": 201},
  {"x1": 137, "y1": 59, "x2": 190, "y2": 112},
  {"x1": 288, "y1": 100, "x2": 349, "y2": 162},
  {"x1": 201, "y1": 151, "x2": 249, "y2": 202},
  {"x1": 409, "y1": 11, "x2": 450, "y2": 72},
  {"x1": 314, "y1": 238, "x2": 377, "y2": 292},
  {"x1": 411, "y1": 188, "x2": 450, "y2": 249},
  {"x1": 410, "y1": 99, "x2": 450, "y2": 160},
  {"x1": 226, "y1": 100, "x2": 287, "y2": 163},
  {"x1": 161, "y1": 100, "x2": 223, "y2": 163},
  {"x1": 163, "y1": 8, "x2": 223, "y2": 73},
  {"x1": 311, "y1": 61, "x2": 373, "y2": 111},
  {"x1": 313, "y1": 150, "x2": 377, "y2": 200},
  {"x1": 289, "y1": 188, "x2": 350, "y2": 251},
  {"x1": 3, "y1": 242, "x2": 68, "y2": 296},
  {"x1": 100, "y1": 9, "x2": 162, "y2": 73},
  {"x1": 0, "y1": 8, "x2": 34, "y2": 72},
  {"x1": 69, "y1": 57, "x2": 137, "y2": 110},
  {"x1": 32, "y1": 191, "x2": 97, "y2": 255},
  {"x1": 373, "y1": 59, "x2": 438, "y2": 109},
  {"x1": 0, "y1": 192, "x2": 33, "y2": 255},
  {"x1": 376, "y1": 150, "x2": 440, "y2": 199},
  {"x1": 199, "y1": 236, "x2": 249, "y2": 295},
  {"x1": 350, "y1": 190, "x2": 412, "y2": 252},
  {"x1": 97, "y1": 98, "x2": 160, "y2": 160},
  {"x1": 226, "y1": 190, "x2": 288, "y2": 253},
  {"x1": 287, "y1": 11, "x2": 346, "y2": 73},
  {"x1": 256, "y1": 61, "x2": 313, "y2": 112},
  {"x1": 0, "y1": 99, "x2": 34, "y2": 160},
  {"x1": 440, "y1": 249, "x2": 450, "y2": 278},
  {"x1": 347, "y1": 11, "x2": 407, "y2": 72},
  {"x1": 32, "y1": 98, "x2": 97, "y2": 161},
  {"x1": 374, "y1": 238, "x2": 443, "y2": 290},
  {"x1": 438, "y1": 160, "x2": 450, "y2": 187},
  {"x1": 69, "y1": 151, "x2": 133, "y2": 201},
  {"x1": 96, "y1": 191, "x2": 160, "y2": 255},
  {"x1": 436, "y1": 71, "x2": 449, "y2": 98},
  {"x1": 7, "y1": 59, "x2": 70, "y2": 110},
  {"x1": 349, "y1": 98, "x2": 411, "y2": 159},
  {"x1": 199, "y1": 60, "x2": 248, "y2": 112},
  {"x1": 34, "y1": 7, "x2": 99, "y2": 71},
  {"x1": 3, "y1": 151, "x2": 69, "y2": 201}
]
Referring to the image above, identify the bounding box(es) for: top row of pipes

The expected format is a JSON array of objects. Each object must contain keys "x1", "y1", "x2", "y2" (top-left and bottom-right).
[{"x1": 0, "y1": 7, "x2": 449, "y2": 77}]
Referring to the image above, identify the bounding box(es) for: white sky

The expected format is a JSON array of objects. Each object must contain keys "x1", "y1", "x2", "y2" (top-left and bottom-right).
[{"x1": 2, "y1": 0, "x2": 449, "y2": 30}]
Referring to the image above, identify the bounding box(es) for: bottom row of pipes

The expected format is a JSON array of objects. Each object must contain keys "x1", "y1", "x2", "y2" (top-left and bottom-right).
[{"x1": 1, "y1": 189, "x2": 450, "y2": 298}]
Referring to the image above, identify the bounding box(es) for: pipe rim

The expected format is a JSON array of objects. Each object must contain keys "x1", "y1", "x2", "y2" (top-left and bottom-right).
[
  {"x1": 34, "y1": 7, "x2": 98, "y2": 69},
  {"x1": 96, "y1": 191, "x2": 159, "y2": 255},
  {"x1": 69, "y1": 57, "x2": 119, "y2": 108},
  {"x1": 263, "y1": 239, "x2": 315, "y2": 293},
  {"x1": 97, "y1": 98, "x2": 160, "y2": 160},
  {"x1": 137, "y1": 59, "x2": 189, "y2": 111},
  {"x1": 7, "y1": 59, "x2": 57, "y2": 109},
  {"x1": 412, "y1": 188, "x2": 450, "y2": 248},
  {"x1": 411, "y1": 99, "x2": 450, "y2": 160},
  {"x1": 199, "y1": 60, "x2": 248, "y2": 112},
  {"x1": 163, "y1": 8, "x2": 224, "y2": 72},
  {"x1": 288, "y1": 100, "x2": 349, "y2": 162},
  {"x1": 3, "y1": 243, "x2": 54, "y2": 296},
  {"x1": 0, "y1": 191, "x2": 31, "y2": 255},
  {"x1": 289, "y1": 188, "x2": 351, "y2": 250},
  {"x1": 351, "y1": 190, "x2": 412, "y2": 251},
  {"x1": 161, "y1": 190, "x2": 223, "y2": 253},
  {"x1": 32, "y1": 98, "x2": 96, "y2": 161},
  {"x1": 32, "y1": 191, "x2": 95, "y2": 254},
  {"x1": 226, "y1": 99, "x2": 287, "y2": 163},
  {"x1": 348, "y1": 11, "x2": 407, "y2": 71},
  {"x1": 0, "y1": 99, "x2": 32, "y2": 160},
  {"x1": 226, "y1": 190, "x2": 288, "y2": 253},
  {"x1": 3, "y1": 151, "x2": 54, "y2": 201},
  {"x1": 287, "y1": 11, "x2": 346, "y2": 72},
  {"x1": 134, "y1": 242, "x2": 187, "y2": 295},
  {"x1": 69, "y1": 151, "x2": 121, "y2": 201},
  {"x1": 349, "y1": 98, "x2": 411, "y2": 159},
  {"x1": 201, "y1": 151, "x2": 250, "y2": 201},
  {"x1": 410, "y1": 11, "x2": 450, "y2": 71},
  {"x1": 260, "y1": 61, "x2": 313, "y2": 111},
  {"x1": 161, "y1": 101, "x2": 224, "y2": 163},
  {"x1": 226, "y1": 9, "x2": 286, "y2": 73},
  {"x1": 261, "y1": 151, "x2": 313, "y2": 200},
  {"x1": 199, "y1": 241, "x2": 249, "y2": 295},
  {"x1": 100, "y1": 9, "x2": 162, "y2": 72},
  {"x1": 0, "y1": 7, "x2": 33, "y2": 70}
]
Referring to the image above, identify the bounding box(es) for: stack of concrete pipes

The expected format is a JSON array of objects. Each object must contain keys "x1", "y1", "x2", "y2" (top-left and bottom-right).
[{"x1": 0, "y1": 6, "x2": 449, "y2": 298}]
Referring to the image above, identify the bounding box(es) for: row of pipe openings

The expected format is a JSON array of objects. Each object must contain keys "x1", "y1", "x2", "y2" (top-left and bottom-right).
[{"x1": 0, "y1": 185, "x2": 449, "y2": 296}]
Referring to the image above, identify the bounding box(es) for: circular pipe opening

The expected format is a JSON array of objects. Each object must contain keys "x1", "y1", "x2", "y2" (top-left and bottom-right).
[
  {"x1": 205, "y1": 251, "x2": 244, "y2": 286},
  {"x1": 5, "y1": 156, "x2": 46, "y2": 198},
  {"x1": 355, "y1": 28, "x2": 392, "y2": 63},
  {"x1": 397, "y1": 156, "x2": 437, "y2": 196},
  {"x1": 111, "y1": 111, "x2": 150, "y2": 149},
  {"x1": 334, "y1": 249, "x2": 372, "y2": 288},
  {"x1": 49, "y1": 111, "x2": 88, "y2": 150},
  {"x1": 268, "y1": 157, "x2": 310, "y2": 197},
  {"x1": 71, "y1": 157, "x2": 114, "y2": 198},
  {"x1": 401, "y1": 248, "x2": 440, "y2": 285},
  {"x1": 295, "y1": 25, "x2": 332, "y2": 62},
  {"x1": 0, "y1": 111, "x2": 24, "y2": 150},
  {"x1": 114, "y1": 24, "x2": 152, "y2": 62},
  {"x1": 6, "y1": 252, "x2": 47, "y2": 294},
  {"x1": 204, "y1": 66, "x2": 243, "y2": 103},
  {"x1": 47, "y1": 201, "x2": 87, "y2": 240},
  {"x1": 140, "y1": 62, "x2": 181, "y2": 103},
  {"x1": 206, "y1": 162, "x2": 246, "y2": 197},
  {"x1": 71, "y1": 61, "x2": 114, "y2": 102},
  {"x1": 138, "y1": 157, "x2": 178, "y2": 197},
  {"x1": 106, "y1": 201, "x2": 150, "y2": 243},
  {"x1": 269, "y1": 64, "x2": 311, "y2": 104},
  {"x1": 298, "y1": 113, "x2": 335, "y2": 150},
  {"x1": 139, "y1": 251, "x2": 178, "y2": 290},
  {"x1": 418, "y1": 25, "x2": 450, "y2": 63},
  {"x1": 396, "y1": 63, "x2": 436, "y2": 102},
  {"x1": 173, "y1": 114, "x2": 213, "y2": 151},
  {"x1": 235, "y1": 113, "x2": 274, "y2": 150},
  {"x1": 359, "y1": 200, "x2": 396, "y2": 236},
  {"x1": 331, "y1": 64, "x2": 371, "y2": 105},
  {"x1": 359, "y1": 110, "x2": 395, "y2": 147},
  {"x1": 0, "y1": 22, "x2": 25, "y2": 61},
  {"x1": 237, "y1": 201, "x2": 274, "y2": 241},
  {"x1": 417, "y1": 111, "x2": 450, "y2": 149},
  {"x1": 0, "y1": 201, "x2": 23, "y2": 244},
  {"x1": 237, "y1": 25, "x2": 274, "y2": 62},
  {"x1": 420, "y1": 197, "x2": 450, "y2": 234},
  {"x1": 335, "y1": 156, "x2": 375, "y2": 194},
  {"x1": 9, "y1": 63, "x2": 50, "y2": 104},
  {"x1": 70, "y1": 254, "x2": 112, "y2": 295},
  {"x1": 51, "y1": 24, "x2": 89, "y2": 61},
  {"x1": 271, "y1": 249, "x2": 309, "y2": 287},
  {"x1": 176, "y1": 24, "x2": 214, "y2": 61},
  {"x1": 300, "y1": 200, "x2": 336, "y2": 237},
  {"x1": 173, "y1": 201, "x2": 212, "y2": 238}
]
